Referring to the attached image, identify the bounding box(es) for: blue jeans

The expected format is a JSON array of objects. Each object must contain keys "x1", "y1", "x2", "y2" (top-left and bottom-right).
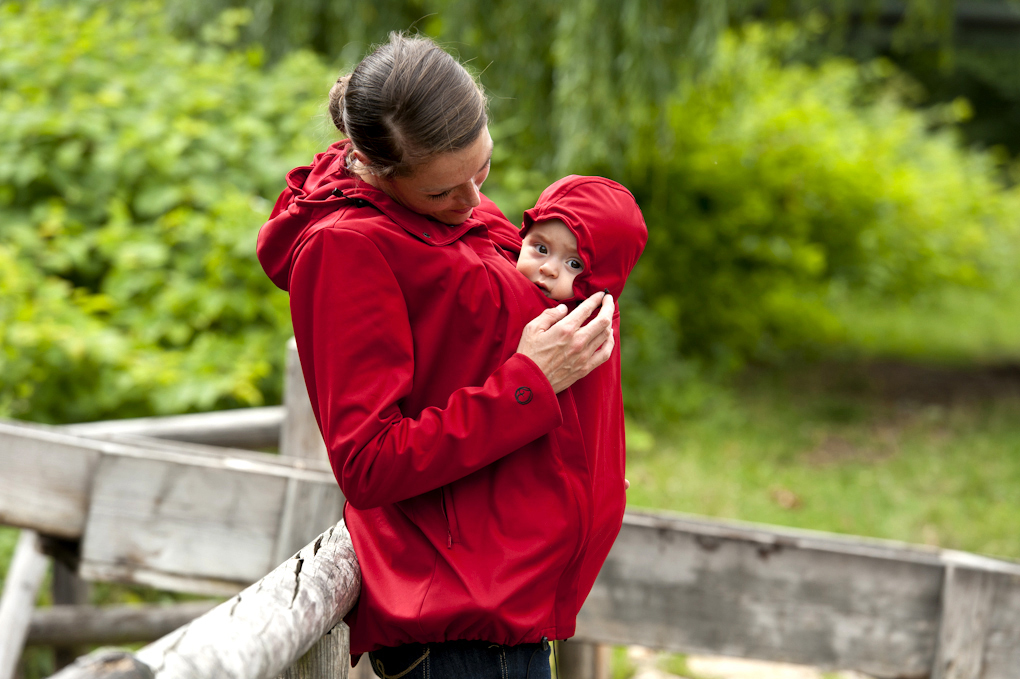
[{"x1": 367, "y1": 639, "x2": 552, "y2": 679}]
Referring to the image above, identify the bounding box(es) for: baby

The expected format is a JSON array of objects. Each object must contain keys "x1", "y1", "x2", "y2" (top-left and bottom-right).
[
  {"x1": 517, "y1": 175, "x2": 647, "y2": 303},
  {"x1": 514, "y1": 174, "x2": 647, "y2": 603}
]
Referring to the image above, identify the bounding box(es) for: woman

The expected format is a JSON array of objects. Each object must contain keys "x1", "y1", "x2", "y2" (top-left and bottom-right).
[{"x1": 257, "y1": 33, "x2": 626, "y2": 679}]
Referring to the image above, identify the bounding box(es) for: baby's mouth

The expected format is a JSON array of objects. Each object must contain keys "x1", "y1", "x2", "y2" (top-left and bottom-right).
[{"x1": 535, "y1": 281, "x2": 553, "y2": 298}]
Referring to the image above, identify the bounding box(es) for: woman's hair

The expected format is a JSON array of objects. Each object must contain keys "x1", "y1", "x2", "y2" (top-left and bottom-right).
[{"x1": 329, "y1": 33, "x2": 488, "y2": 178}]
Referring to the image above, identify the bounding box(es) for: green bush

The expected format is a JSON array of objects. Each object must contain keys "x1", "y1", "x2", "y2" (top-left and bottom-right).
[
  {"x1": 620, "y1": 23, "x2": 1019, "y2": 369},
  {"x1": 0, "y1": 2, "x2": 333, "y2": 422},
  {"x1": 3, "y1": 4, "x2": 1017, "y2": 426}
]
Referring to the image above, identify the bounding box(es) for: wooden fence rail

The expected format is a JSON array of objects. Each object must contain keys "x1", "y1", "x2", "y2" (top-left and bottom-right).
[
  {"x1": 2, "y1": 338, "x2": 1020, "y2": 678},
  {"x1": 50, "y1": 519, "x2": 359, "y2": 679},
  {"x1": 4, "y1": 409, "x2": 1020, "y2": 678}
]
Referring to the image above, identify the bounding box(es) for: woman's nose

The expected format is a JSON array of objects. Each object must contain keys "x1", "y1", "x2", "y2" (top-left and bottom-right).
[{"x1": 458, "y1": 182, "x2": 481, "y2": 208}]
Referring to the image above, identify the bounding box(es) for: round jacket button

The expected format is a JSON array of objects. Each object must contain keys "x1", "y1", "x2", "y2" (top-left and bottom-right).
[{"x1": 514, "y1": 387, "x2": 533, "y2": 405}]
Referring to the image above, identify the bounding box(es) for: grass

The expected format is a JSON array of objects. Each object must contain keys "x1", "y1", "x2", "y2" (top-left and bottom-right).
[
  {"x1": 625, "y1": 275, "x2": 1020, "y2": 560},
  {"x1": 830, "y1": 282, "x2": 1020, "y2": 365},
  {"x1": 626, "y1": 363, "x2": 1020, "y2": 559}
]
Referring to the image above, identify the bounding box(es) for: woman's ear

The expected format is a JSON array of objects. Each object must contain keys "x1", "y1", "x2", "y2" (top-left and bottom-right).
[{"x1": 351, "y1": 150, "x2": 371, "y2": 170}]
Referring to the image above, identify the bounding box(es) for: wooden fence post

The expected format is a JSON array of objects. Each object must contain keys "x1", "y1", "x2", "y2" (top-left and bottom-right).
[
  {"x1": 557, "y1": 640, "x2": 609, "y2": 679},
  {"x1": 281, "y1": 338, "x2": 327, "y2": 462},
  {"x1": 277, "y1": 339, "x2": 349, "y2": 679},
  {"x1": 278, "y1": 623, "x2": 349, "y2": 679},
  {"x1": 932, "y1": 553, "x2": 997, "y2": 679},
  {"x1": 50, "y1": 544, "x2": 90, "y2": 670},
  {"x1": 270, "y1": 339, "x2": 344, "y2": 567},
  {"x1": 0, "y1": 530, "x2": 50, "y2": 679}
]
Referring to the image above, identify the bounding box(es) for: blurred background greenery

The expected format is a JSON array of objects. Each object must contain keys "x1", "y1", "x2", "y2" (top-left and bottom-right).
[{"x1": 2, "y1": 1, "x2": 1020, "y2": 672}]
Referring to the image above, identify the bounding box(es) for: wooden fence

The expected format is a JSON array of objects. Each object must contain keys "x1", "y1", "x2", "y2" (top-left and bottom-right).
[{"x1": 2, "y1": 341, "x2": 1019, "y2": 679}]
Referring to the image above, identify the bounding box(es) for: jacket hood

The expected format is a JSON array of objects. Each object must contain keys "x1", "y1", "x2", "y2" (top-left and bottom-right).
[
  {"x1": 521, "y1": 175, "x2": 647, "y2": 300},
  {"x1": 257, "y1": 140, "x2": 521, "y2": 291},
  {"x1": 257, "y1": 142, "x2": 354, "y2": 291}
]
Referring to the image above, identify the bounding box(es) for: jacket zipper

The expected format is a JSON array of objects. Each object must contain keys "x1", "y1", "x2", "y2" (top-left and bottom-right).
[{"x1": 441, "y1": 486, "x2": 453, "y2": 549}]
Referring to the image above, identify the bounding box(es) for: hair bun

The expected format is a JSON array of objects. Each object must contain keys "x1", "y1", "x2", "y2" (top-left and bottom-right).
[{"x1": 328, "y1": 74, "x2": 352, "y2": 133}]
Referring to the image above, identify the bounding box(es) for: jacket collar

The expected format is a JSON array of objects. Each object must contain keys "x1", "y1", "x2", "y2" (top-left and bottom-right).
[{"x1": 332, "y1": 182, "x2": 482, "y2": 246}]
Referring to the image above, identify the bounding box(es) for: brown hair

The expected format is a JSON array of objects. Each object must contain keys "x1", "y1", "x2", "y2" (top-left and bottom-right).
[{"x1": 328, "y1": 33, "x2": 488, "y2": 178}]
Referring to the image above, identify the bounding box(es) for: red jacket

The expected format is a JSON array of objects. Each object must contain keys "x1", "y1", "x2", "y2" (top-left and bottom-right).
[{"x1": 257, "y1": 143, "x2": 644, "y2": 655}]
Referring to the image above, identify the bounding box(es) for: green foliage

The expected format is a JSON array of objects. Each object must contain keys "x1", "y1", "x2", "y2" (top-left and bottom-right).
[
  {"x1": 3, "y1": 2, "x2": 1017, "y2": 427},
  {"x1": 658, "y1": 653, "x2": 701, "y2": 679},
  {"x1": 0, "y1": 2, "x2": 334, "y2": 422},
  {"x1": 610, "y1": 646, "x2": 637, "y2": 679},
  {"x1": 618, "y1": 24, "x2": 1020, "y2": 380}
]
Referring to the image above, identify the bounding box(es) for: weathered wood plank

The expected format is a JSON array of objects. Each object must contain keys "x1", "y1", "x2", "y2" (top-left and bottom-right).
[
  {"x1": 0, "y1": 419, "x2": 341, "y2": 592},
  {"x1": 51, "y1": 557, "x2": 90, "y2": 670},
  {"x1": 0, "y1": 422, "x2": 101, "y2": 538},
  {"x1": 980, "y1": 568, "x2": 1020, "y2": 679},
  {"x1": 278, "y1": 623, "x2": 349, "y2": 679},
  {"x1": 49, "y1": 650, "x2": 155, "y2": 679},
  {"x1": 0, "y1": 530, "x2": 50, "y2": 679},
  {"x1": 557, "y1": 641, "x2": 608, "y2": 679},
  {"x1": 27, "y1": 602, "x2": 217, "y2": 646},
  {"x1": 79, "y1": 447, "x2": 340, "y2": 594},
  {"x1": 274, "y1": 339, "x2": 343, "y2": 565},
  {"x1": 573, "y1": 510, "x2": 1017, "y2": 679},
  {"x1": 280, "y1": 339, "x2": 327, "y2": 462},
  {"x1": 50, "y1": 521, "x2": 359, "y2": 679},
  {"x1": 64, "y1": 407, "x2": 284, "y2": 450},
  {"x1": 81, "y1": 453, "x2": 289, "y2": 585},
  {"x1": 0, "y1": 419, "x2": 326, "y2": 541},
  {"x1": 121, "y1": 520, "x2": 358, "y2": 679},
  {"x1": 932, "y1": 554, "x2": 996, "y2": 679}
]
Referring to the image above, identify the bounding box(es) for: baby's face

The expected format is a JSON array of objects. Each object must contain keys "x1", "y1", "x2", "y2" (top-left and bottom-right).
[{"x1": 517, "y1": 219, "x2": 584, "y2": 301}]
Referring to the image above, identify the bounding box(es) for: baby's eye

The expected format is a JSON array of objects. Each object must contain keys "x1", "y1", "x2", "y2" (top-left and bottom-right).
[
  {"x1": 536, "y1": 244, "x2": 548, "y2": 254},
  {"x1": 567, "y1": 259, "x2": 583, "y2": 271}
]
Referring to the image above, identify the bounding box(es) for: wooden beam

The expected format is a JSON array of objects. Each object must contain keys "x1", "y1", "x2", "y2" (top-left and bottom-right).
[
  {"x1": 274, "y1": 341, "x2": 348, "y2": 679},
  {"x1": 26, "y1": 603, "x2": 217, "y2": 646},
  {"x1": 78, "y1": 440, "x2": 342, "y2": 595},
  {"x1": 63, "y1": 407, "x2": 283, "y2": 451},
  {"x1": 274, "y1": 339, "x2": 342, "y2": 566},
  {"x1": 0, "y1": 530, "x2": 50, "y2": 679},
  {"x1": 8, "y1": 417, "x2": 1020, "y2": 676},
  {"x1": 932, "y1": 555, "x2": 995, "y2": 679},
  {"x1": 573, "y1": 510, "x2": 1020, "y2": 679},
  {"x1": 0, "y1": 422, "x2": 102, "y2": 538},
  {"x1": 0, "y1": 420, "x2": 342, "y2": 594},
  {"x1": 51, "y1": 556, "x2": 90, "y2": 670},
  {"x1": 277, "y1": 624, "x2": 349, "y2": 679},
  {"x1": 280, "y1": 339, "x2": 327, "y2": 462},
  {"x1": 51, "y1": 520, "x2": 360, "y2": 679},
  {"x1": 557, "y1": 641, "x2": 609, "y2": 679}
]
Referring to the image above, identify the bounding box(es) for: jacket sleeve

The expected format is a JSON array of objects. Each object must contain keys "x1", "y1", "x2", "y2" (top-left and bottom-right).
[{"x1": 289, "y1": 226, "x2": 563, "y2": 510}]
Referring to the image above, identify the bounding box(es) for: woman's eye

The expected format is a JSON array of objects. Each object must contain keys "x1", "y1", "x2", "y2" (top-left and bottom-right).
[
  {"x1": 568, "y1": 259, "x2": 583, "y2": 271},
  {"x1": 427, "y1": 189, "x2": 452, "y2": 201}
]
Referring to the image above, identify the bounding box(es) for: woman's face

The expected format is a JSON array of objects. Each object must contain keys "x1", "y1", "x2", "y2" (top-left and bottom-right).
[{"x1": 372, "y1": 129, "x2": 493, "y2": 225}]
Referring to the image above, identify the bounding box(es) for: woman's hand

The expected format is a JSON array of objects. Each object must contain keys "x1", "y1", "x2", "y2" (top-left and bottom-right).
[{"x1": 517, "y1": 292, "x2": 615, "y2": 393}]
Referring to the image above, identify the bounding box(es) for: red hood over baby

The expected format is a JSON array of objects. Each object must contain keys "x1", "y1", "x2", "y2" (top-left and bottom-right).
[{"x1": 522, "y1": 175, "x2": 647, "y2": 300}]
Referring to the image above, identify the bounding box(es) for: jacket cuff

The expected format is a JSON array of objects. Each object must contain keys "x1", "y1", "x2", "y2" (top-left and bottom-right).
[{"x1": 503, "y1": 353, "x2": 563, "y2": 432}]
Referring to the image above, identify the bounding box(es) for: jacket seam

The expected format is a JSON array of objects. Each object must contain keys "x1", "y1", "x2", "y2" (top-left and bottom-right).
[{"x1": 416, "y1": 550, "x2": 440, "y2": 637}]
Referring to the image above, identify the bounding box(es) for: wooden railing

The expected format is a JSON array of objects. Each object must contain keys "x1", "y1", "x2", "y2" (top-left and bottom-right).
[{"x1": 2, "y1": 340, "x2": 1020, "y2": 679}]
